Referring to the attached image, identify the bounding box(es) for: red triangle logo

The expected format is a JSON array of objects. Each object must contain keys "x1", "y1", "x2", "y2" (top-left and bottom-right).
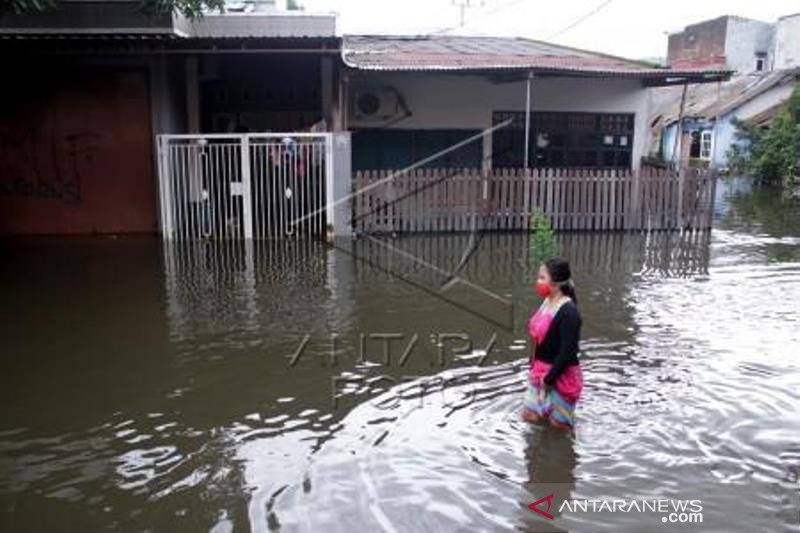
[{"x1": 527, "y1": 493, "x2": 555, "y2": 520}]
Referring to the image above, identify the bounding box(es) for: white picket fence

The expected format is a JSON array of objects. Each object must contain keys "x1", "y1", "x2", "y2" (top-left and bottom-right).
[{"x1": 352, "y1": 166, "x2": 717, "y2": 233}]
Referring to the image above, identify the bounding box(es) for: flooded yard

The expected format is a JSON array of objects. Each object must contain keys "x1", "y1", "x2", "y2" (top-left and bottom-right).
[{"x1": 1, "y1": 179, "x2": 799, "y2": 531}]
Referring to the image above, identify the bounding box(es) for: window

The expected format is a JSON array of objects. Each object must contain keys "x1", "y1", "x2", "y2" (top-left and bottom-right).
[
  {"x1": 699, "y1": 130, "x2": 713, "y2": 160},
  {"x1": 492, "y1": 111, "x2": 635, "y2": 169},
  {"x1": 352, "y1": 129, "x2": 483, "y2": 171},
  {"x1": 755, "y1": 52, "x2": 767, "y2": 72},
  {"x1": 690, "y1": 130, "x2": 701, "y2": 158}
]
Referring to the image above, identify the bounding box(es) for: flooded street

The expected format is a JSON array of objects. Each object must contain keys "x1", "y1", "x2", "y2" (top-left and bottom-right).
[{"x1": 1, "y1": 179, "x2": 799, "y2": 532}]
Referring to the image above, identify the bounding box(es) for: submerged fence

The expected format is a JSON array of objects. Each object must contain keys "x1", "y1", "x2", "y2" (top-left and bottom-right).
[
  {"x1": 352, "y1": 166, "x2": 717, "y2": 234},
  {"x1": 157, "y1": 133, "x2": 332, "y2": 241},
  {"x1": 156, "y1": 136, "x2": 716, "y2": 240}
]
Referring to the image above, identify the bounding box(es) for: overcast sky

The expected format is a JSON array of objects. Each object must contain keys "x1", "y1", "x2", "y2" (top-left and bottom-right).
[{"x1": 302, "y1": 0, "x2": 799, "y2": 60}]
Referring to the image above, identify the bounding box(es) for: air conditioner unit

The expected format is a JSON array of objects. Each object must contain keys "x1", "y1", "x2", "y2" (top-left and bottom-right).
[{"x1": 352, "y1": 87, "x2": 405, "y2": 122}]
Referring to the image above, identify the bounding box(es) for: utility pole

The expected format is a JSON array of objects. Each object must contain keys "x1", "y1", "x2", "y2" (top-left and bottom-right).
[{"x1": 452, "y1": 0, "x2": 484, "y2": 27}]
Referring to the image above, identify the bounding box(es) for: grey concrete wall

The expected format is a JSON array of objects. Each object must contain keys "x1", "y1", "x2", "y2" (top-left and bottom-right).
[
  {"x1": 724, "y1": 17, "x2": 775, "y2": 74},
  {"x1": 774, "y1": 14, "x2": 800, "y2": 69}
]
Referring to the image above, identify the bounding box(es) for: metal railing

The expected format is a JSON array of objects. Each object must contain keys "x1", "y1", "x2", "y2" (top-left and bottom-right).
[{"x1": 156, "y1": 133, "x2": 333, "y2": 240}]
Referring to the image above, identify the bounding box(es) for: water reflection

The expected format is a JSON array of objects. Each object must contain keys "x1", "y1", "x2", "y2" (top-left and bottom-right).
[
  {"x1": 524, "y1": 427, "x2": 578, "y2": 528},
  {"x1": 1, "y1": 181, "x2": 799, "y2": 531}
]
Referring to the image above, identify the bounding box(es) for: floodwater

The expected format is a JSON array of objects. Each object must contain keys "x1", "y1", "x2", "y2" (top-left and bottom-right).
[{"x1": 1, "y1": 179, "x2": 799, "y2": 532}]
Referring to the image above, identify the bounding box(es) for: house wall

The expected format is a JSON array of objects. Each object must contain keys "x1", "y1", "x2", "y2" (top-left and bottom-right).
[
  {"x1": 774, "y1": 14, "x2": 800, "y2": 70},
  {"x1": 347, "y1": 73, "x2": 652, "y2": 171},
  {"x1": 712, "y1": 82, "x2": 797, "y2": 167},
  {"x1": 724, "y1": 17, "x2": 775, "y2": 74},
  {"x1": 709, "y1": 117, "x2": 736, "y2": 168},
  {"x1": 660, "y1": 123, "x2": 679, "y2": 162},
  {"x1": 0, "y1": 61, "x2": 158, "y2": 235}
]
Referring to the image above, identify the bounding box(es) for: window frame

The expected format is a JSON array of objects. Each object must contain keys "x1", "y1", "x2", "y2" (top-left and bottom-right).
[
  {"x1": 699, "y1": 130, "x2": 713, "y2": 161},
  {"x1": 492, "y1": 111, "x2": 635, "y2": 170}
]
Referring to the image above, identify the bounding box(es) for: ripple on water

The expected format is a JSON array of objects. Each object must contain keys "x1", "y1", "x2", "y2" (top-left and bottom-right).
[{"x1": 3, "y1": 213, "x2": 800, "y2": 531}]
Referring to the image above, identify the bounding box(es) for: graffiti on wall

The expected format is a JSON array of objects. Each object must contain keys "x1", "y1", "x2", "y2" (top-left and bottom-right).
[{"x1": 0, "y1": 127, "x2": 104, "y2": 206}]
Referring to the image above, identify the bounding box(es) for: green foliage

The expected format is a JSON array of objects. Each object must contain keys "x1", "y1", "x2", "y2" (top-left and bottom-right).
[
  {"x1": 0, "y1": 0, "x2": 55, "y2": 15},
  {"x1": 727, "y1": 84, "x2": 800, "y2": 185},
  {"x1": 528, "y1": 209, "x2": 558, "y2": 266},
  {"x1": 286, "y1": 0, "x2": 303, "y2": 10},
  {"x1": 0, "y1": 0, "x2": 226, "y2": 19},
  {"x1": 139, "y1": 0, "x2": 225, "y2": 18}
]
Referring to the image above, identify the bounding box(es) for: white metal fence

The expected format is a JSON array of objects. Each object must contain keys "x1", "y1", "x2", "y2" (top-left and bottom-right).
[{"x1": 156, "y1": 133, "x2": 333, "y2": 240}]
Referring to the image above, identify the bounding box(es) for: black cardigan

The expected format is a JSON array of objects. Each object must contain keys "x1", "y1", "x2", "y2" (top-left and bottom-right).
[{"x1": 534, "y1": 299, "x2": 582, "y2": 385}]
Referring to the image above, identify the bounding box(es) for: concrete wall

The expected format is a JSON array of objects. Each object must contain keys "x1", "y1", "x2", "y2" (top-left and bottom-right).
[
  {"x1": 660, "y1": 122, "x2": 679, "y2": 162},
  {"x1": 668, "y1": 15, "x2": 778, "y2": 73},
  {"x1": 774, "y1": 14, "x2": 800, "y2": 70},
  {"x1": 724, "y1": 17, "x2": 775, "y2": 74},
  {"x1": 667, "y1": 16, "x2": 728, "y2": 68},
  {"x1": 347, "y1": 73, "x2": 652, "y2": 171}
]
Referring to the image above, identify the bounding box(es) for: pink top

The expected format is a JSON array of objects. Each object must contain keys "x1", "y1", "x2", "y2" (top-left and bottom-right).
[{"x1": 528, "y1": 297, "x2": 570, "y2": 346}]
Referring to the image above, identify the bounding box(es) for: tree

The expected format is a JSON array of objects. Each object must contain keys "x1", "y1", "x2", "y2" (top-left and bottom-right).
[
  {"x1": 727, "y1": 84, "x2": 800, "y2": 186},
  {"x1": 0, "y1": 0, "x2": 226, "y2": 19}
]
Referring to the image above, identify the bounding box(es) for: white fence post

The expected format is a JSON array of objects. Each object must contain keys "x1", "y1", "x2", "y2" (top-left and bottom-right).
[
  {"x1": 157, "y1": 135, "x2": 175, "y2": 239},
  {"x1": 329, "y1": 132, "x2": 353, "y2": 238},
  {"x1": 240, "y1": 136, "x2": 254, "y2": 239},
  {"x1": 324, "y1": 134, "x2": 335, "y2": 240}
]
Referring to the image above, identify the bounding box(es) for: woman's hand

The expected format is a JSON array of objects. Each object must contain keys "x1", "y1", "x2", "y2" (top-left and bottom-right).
[{"x1": 538, "y1": 375, "x2": 549, "y2": 391}]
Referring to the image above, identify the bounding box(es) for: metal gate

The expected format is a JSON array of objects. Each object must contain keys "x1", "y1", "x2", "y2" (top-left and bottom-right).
[{"x1": 156, "y1": 133, "x2": 332, "y2": 240}]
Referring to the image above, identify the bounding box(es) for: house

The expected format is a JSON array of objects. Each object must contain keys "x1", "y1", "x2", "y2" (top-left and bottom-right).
[
  {"x1": 341, "y1": 35, "x2": 729, "y2": 234},
  {"x1": 667, "y1": 13, "x2": 800, "y2": 74},
  {"x1": 652, "y1": 13, "x2": 800, "y2": 169},
  {"x1": 1, "y1": 5, "x2": 730, "y2": 238},
  {"x1": 652, "y1": 68, "x2": 799, "y2": 168},
  {"x1": 0, "y1": 0, "x2": 339, "y2": 236},
  {"x1": 342, "y1": 35, "x2": 728, "y2": 176}
]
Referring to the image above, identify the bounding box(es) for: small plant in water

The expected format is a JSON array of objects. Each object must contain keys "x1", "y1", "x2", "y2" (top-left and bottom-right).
[{"x1": 529, "y1": 208, "x2": 558, "y2": 265}]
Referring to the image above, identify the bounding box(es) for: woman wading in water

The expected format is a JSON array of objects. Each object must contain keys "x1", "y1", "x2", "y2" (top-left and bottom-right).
[{"x1": 522, "y1": 257, "x2": 583, "y2": 429}]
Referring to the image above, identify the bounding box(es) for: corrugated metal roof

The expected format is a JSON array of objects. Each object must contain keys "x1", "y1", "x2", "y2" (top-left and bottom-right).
[
  {"x1": 342, "y1": 35, "x2": 730, "y2": 81},
  {"x1": 652, "y1": 67, "x2": 800, "y2": 125}
]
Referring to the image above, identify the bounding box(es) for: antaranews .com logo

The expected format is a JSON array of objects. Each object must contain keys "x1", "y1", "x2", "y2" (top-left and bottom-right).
[{"x1": 528, "y1": 494, "x2": 703, "y2": 525}]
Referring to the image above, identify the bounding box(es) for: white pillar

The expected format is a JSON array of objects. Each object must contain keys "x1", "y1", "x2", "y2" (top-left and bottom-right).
[{"x1": 326, "y1": 132, "x2": 352, "y2": 239}]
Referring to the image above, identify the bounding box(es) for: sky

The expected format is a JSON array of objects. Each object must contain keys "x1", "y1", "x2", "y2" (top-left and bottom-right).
[{"x1": 301, "y1": 0, "x2": 800, "y2": 60}]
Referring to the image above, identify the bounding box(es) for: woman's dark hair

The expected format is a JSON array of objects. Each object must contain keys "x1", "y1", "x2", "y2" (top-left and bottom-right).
[{"x1": 543, "y1": 257, "x2": 578, "y2": 305}]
